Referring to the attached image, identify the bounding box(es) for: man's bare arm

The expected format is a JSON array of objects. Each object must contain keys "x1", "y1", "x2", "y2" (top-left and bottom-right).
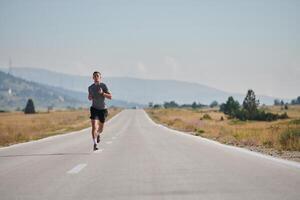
[{"x1": 103, "y1": 92, "x2": 112, "y2": 100}]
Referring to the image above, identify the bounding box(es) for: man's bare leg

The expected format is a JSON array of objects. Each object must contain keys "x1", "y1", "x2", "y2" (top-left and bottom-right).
[
  {"x1": 91, "y1": 120, "x2": 99, "y2": 150},
  {"x1": 97, "y1": 122, "x2": 104, "y2": 143},
  {"x1": 98, "y1": 122, "x2": 104, "y2": 134}
]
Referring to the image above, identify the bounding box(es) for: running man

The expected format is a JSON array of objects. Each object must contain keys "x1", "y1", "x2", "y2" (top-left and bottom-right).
[{"x1": 88, "y1": 71, "x2": 112, "y2": 151}]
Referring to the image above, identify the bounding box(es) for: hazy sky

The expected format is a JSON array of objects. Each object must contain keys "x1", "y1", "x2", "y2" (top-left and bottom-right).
[{"x1": 0, "y1": 0, "x2": 299, "y2": 98}]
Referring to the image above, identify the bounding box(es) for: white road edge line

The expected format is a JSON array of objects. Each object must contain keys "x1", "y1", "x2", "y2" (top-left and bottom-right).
[
  {"x1": 67, "y1": 163, "x2": 87, "y2": 174},
  {"x1": 142, "y1": 110, "x2": 300, "y2": 169}
]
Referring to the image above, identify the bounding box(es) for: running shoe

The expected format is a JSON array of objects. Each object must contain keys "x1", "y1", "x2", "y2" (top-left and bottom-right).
[{"x1": 93, "y1": 144, "x2": 98, "y2": 151}]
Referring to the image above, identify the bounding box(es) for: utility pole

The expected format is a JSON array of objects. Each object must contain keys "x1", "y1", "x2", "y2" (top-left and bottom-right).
[{"x1": 8, "y1": 58, "x2": 13, "y2": 96}]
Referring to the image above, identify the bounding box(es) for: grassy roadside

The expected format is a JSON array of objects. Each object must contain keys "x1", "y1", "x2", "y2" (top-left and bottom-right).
[
  {"x1": 146, "y1": 106, "x2": 300, "y2": 161},
  {"x1": 0, "y1": 107, "x2": 122, "y2": 147}
]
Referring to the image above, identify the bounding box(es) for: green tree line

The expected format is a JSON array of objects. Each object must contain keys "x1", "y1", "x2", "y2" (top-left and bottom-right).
[{"x1": 220, "y1": 89, "x2": 288, "y2": 121}]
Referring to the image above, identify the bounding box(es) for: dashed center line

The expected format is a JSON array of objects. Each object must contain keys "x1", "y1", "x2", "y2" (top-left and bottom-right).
[
  {"x1": 67, "y1": 163, "x2": 87, "y2": 174},
  {"x1": 106, "y1": 141, "x2": 112, "y2": 144}
]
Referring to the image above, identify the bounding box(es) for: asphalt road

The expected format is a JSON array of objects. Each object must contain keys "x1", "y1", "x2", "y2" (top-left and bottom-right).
[{"x1": 0, "y1": 109, "x2": 299, "y2": 200}]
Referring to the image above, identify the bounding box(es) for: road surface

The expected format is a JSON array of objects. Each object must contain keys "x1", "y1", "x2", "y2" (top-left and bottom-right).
[{"x1": 0, "y1": 109, "x2": 299, "y2": 200}]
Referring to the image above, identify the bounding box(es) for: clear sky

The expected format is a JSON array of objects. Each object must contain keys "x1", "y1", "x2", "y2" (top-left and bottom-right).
[{"x1": 0, "y1": 0, "x2": 299, "y2": 98}]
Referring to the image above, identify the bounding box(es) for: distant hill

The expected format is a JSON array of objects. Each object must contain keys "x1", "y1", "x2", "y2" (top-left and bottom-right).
[
  {"x1": 0, "y1": 71, "x2": 142, "y2": 111},
  {"x1": 0, "y1": 67, "x2": 287, "y2": 105},
  {"x1": 0, "y1": 71, "x2": 87, "y2": 110}
]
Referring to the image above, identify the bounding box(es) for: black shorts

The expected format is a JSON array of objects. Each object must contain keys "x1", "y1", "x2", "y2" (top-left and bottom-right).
[{"x1": 90, "y1": 107, "x2": 108, "y2": 123}]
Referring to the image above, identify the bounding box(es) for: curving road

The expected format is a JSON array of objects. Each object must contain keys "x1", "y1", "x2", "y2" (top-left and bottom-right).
[{"x1": 0, "y1": 109, "x2": 299, "y2": 200}]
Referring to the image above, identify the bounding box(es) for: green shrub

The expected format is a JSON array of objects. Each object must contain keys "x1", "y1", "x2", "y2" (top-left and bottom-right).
[
  {"x1": 234, "y1": 109, "x2": 288, "y2": 121},
  {"x1": 195, "y1": 128, "x2": 205, "y2": 136},
  {"x1": 279, "y1": 129, "x2": 300, "y2": 151},
  {"x1": 229, "y1": 119, "x2": 246, "y2": 125},
  {"x1": 262, "y1": 140, "x2": 273, "y2": 148},
  {"x1": 221, "y1": 90, "x2": 288, "y2": 121},
  {"x1": 201, "y1": 113, "x2": 212, "y2": 120},
  {"x1": 289, "y1": 119, "x2": 300, "y2": 125}
]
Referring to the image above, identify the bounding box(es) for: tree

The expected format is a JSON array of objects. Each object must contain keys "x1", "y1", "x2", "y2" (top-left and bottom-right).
[
  {"x1": 163, "y1": 101, "x2": 179, "y2": 108},
  {"x1": 243, "y1": 89, "x2": 259, "y2": 119},
  {"x1": 153, "y1": 104, "x2": 162, "y2": 109},
  {"x1": 47, "y1": 105, "x2": 54, "y2": 113},
  {"x1": 220, "y1": 96, "x2": 240, "y2": 118},
  {"x1": 221, "y1": 90, "x2": 288, "y2": 121},
  {"x1": 210, "y1": 100, "x2": 218, "y2": 108},
  {"x1": 191, "y1": 102, "x2": 197, "y2": 109},
  {"x1": 148, "y1": 102, "x2": 153, "y2": 108},
  {"x1": 291, "y1": 96, "x2": 300, "y2": 105},
  {"x1": 24, "y1": 98, "x2": 36, "y2": 114},
  {"x1": 274, "y1": 99, "x2": 280, "y2": 105}
]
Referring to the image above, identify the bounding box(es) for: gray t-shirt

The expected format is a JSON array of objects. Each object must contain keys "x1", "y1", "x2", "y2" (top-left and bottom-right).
[{"x1": 88, "y1": 83, "x2": 110, "y2": 110}]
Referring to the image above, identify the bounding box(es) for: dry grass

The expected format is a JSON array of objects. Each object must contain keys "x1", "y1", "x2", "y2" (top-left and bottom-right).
[
  {"x1": 146, "y1": 106, "x2": 300, "y2": 151},
  {"x1": 0, "y1": 108, "x2": 122, "y2": 147}
]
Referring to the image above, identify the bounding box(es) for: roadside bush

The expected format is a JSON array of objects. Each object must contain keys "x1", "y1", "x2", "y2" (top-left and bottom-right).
[
  {"x1": 279, "y1": 129, "x2": 300, "y2": 151},
  {"x1": 201, "y1": 113, "x2": 212, "y2": 120},
  {"x1": 195, "y1": 128, "x2": 205, "y2": 136},
  {"x1": 289, "y1": 119, "x2": 300, "y2": 125},
  {"x1": 262, "y1": 140, "x2": 273, "y2": 148},
  {"x1": 234, "y1": 109, "x2": 247, "y2": 121},
  {"x1": 254, "y1": 110, "x2": 278, "y2": 121},
  {"x1": 235, "y1": 109, "x2": 288, "y2": 121},
  {"x1": 279, "y1": 112, "x2": 288, "y2": 119},
  {"x1": 153, "y1": 104, "x2": 162, "y2": 109},
  {"x1": 164, "y1": 101, "x2": 179, "y2": 108},
  {"x1": 168, "y1": 118, "x2": 183, "y2": 126},
  {"x1": 221, "y1": 91, "x2": 288, "y2": 121}
]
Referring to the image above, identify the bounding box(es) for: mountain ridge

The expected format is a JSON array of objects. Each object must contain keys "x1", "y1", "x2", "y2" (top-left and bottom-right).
[
  {"x1": 0, "y1": 71, "x2": 144, "y2": 110},
  {"x1": 0, "y1": 67, "x2": 289, "y2": 105}
]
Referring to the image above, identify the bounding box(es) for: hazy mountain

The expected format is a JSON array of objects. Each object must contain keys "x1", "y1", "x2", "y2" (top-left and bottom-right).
[
  {"x1": 1, "y1": 67, "x2": 91, "y2": 92},
  {"x1": 0, "y1": 71, "x2": 87, "y2": 110},
  {"x1": 0, "y1": 71, "x2": 142, "y2": 111},
  {"x1": 0, "y1": 67, "x2": 287, "y2": 105}
]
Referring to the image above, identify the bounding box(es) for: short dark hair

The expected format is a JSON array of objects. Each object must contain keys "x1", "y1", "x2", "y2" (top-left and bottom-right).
[{"x1": 93, "y1": 71, "x2": 101, "y2": 76}]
